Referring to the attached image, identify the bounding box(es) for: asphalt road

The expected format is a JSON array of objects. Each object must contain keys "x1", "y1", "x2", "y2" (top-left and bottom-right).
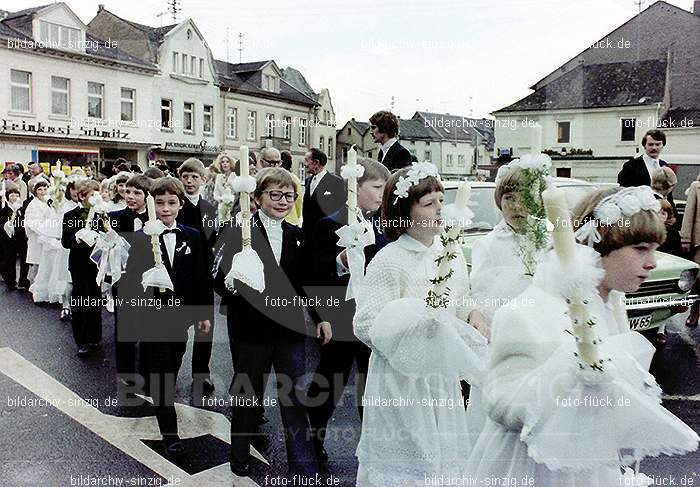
[{"x1": 1, "y1": 285, "x2": 699, "y2": 486}]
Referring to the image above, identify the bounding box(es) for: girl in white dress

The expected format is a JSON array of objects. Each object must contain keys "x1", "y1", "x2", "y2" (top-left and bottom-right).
[
  {"x1": 353, "y1": 165, "x2": 489, "y2": 486},
  {"x1": 467, "y1": 186, "x2": 698, "y2": 486},
  {"x1": 471, "y1": 164, "x2": 550, "y2": 324},
  {"x1": 106, "y1": 173, "x2": 129, "y2": 212},
  {"x1": 213, "y1": 153, "x2": 237, "y2": 218},
  {"x1": 24, "y1": 178, "x2": 51, "y2": 285}
]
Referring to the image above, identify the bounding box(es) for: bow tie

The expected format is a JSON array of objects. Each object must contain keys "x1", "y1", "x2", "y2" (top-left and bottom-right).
[{"x1": 162, "y1": 228, "x2": 180, "y2": 235}]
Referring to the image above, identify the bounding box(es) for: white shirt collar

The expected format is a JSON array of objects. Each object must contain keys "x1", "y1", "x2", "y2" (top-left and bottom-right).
[
  {"x1": 184, "y1": 192, "x2": 200, "y2": 206},
  {"x1": 381, "y1": 137, "x2": 398, "y2": 156},
  {"x1": 313, "y1": 169, "x2": 328, "y2": 182}
]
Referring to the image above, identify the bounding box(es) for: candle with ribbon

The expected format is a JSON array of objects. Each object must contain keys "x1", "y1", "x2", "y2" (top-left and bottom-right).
[
  {"x1": 542, "y1": 184, "x2": 601, "y2": 369},
  {"x1": 140, "y1": 194, "x2": 173, "y2": 292},
  {"x1": 225, "y1": 145, "x2": 265, "y2": 292},
  {"x1": 426, "y1": 181, "x2": 473, "y2": 308}
]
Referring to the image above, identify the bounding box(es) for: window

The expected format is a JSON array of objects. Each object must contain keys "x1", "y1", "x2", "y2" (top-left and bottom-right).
[
  {"x1": 51, "y1": 76, "x2": 69, "y2": 116},
  {"x1": 39, "y1": 21, "x2": 80, "y2": 50},
  {"x1": 247, "y1": 110, "x2": 257, "y2": 140},
  {"x1": 347, "y1": 128, "x2": 351, "y2": 135},
  {"x1": 446, "y1": 154, "x2": 454, "y2": 166},
  {"x1": 424, "y1": 151, "x2": 431, "y2": 161},
  {"x1": 161, "y1": 99, "x2": 172, "y2": 130},
  {"x1": 87, "y1": 81, "x2": 104, "y2": 118},
  {"x1": 283, "y1": 116, "x2": 292, "y2": 139},
  {"x1": 557, "y1": 121, "x2": 571, "y2": 144},
  {"x1": 458, "y1": 154, "x2": 465, "y2": 166},
  {"x1": 199, "y1": 58, "x2": 204, "y2": 78},
  {"x1": 172, "y1": 51, "x2": 179, "y2": 72},
  {"x1": 320, "y1": 136, "x2": 325, "y2": 150},
  {"x1": 227, "y1": 107, "x2": 237, "y2": 138},
  {"x1": 182, "y1": 53, "x2": 188, "y2": 74},
  {"x1": 621, "y1": 118, "x2": 636, "y2": 142},
  {"x1": 186, "y1": 29, "x2": 192, "y2": 40},
  {"x1": 10, "y1": 70, "x2": 31, "y2": 113},
  {"x1": 299, "y1": 118, "x2": 307, "y2": 146},
  {"x1": 265, "y1": 113, "x2": 275, "y2": 137},
  {"x1": 327, "y1": 137, "x2": 333, "y2": 158},
  {"x1": 264, "y1": 75, "x2": 277, "y2": 92},
  {"x1": 183, "y1": 102, "x2": 194, "y2": 132},
  {"x1": 203, "y1": 105, "x2": 213, "y2": 134},
  {"x1": 191, "y1": 57, "x2": 197, "y2": 77},
  {"x1": 120, "y1": 88, "x2": 135, "y2": 122}
]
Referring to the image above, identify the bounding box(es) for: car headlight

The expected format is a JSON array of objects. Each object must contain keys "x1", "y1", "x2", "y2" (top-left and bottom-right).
[{"x1": 677, "y1": 269, "x2": 699, "y2": 292}]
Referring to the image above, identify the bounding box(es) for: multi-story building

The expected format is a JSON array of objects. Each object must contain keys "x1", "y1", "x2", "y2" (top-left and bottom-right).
[{"x1": 0, "y1": 3, "x2": 158, "y2": 170}]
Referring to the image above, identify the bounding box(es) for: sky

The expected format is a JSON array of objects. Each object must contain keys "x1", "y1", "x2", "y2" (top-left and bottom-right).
[{"x1": 9, "y1": 0, "x2": 697, "y2": 125}]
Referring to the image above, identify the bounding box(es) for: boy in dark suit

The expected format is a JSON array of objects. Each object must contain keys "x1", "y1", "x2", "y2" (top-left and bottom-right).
[
  {"x1": 120, "y1": 177, "x2": 212, "y2": 456},
  {"x1": 0, "y1": 184, "x2": 24, "y2": 290},
  {"x1": 62, "y1": 179, "x2": 105, "y2": 357},
  {"x1": 177, "y1": 158, "x2": 217, "y2": 396},
  {"x1": 305, "y1": 159, "x2": 390, "y2": 466},
  {"x1": 301, "y1": 148, "x2": 345, "y2": 240},
  {"x1": 109, "y1": 174, "x2": 152, "y2": 393},
  {"x1": 214, "y1": 167, "x2": 329, "y2": 478}
]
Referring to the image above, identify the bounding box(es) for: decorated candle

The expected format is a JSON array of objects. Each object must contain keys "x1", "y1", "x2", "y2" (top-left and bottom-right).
[
  {"x1": 542, "y1": 185, "x2": 576, "y2": 269},
  {"x1": 347, "y1": 145, "x2": 358, "y2": 222},
  {"x1": 239, "y1": 145, "x2": 252, "y2": 245},
  {"x1": 146, "y1": 194, "x2": 157, "y2": 222}
]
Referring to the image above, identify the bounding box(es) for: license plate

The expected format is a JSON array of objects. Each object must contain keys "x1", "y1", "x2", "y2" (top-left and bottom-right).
[{"x1": 628, "y1": 314, "x2": 653, "y2": 331}]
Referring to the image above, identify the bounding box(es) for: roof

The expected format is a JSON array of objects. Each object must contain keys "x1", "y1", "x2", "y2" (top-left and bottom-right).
[
  {"x1": 102, "y1": 10, "x2": 177, "y2": 51},
  {"x1": 215, "y1": 59, "x2": 318, "y2": 106},
  {"x1": 660, "y1": 107, "x2": 700, "y2": 128},
  {"x1": 349, "y1": 120, "x2": 369, "y2": 134},
  {"x1": 496, "y1": 59, "x2": 666, "y2": 112},
  {"x1": 282, "y1": 67, "x2": 318, "y2": 102},
  {"x1": 0, "y1": 4, "x2": 157, "y2": 70},
  {"x1": 398, "y1": 118, "x2": 443, "y2": 140}
]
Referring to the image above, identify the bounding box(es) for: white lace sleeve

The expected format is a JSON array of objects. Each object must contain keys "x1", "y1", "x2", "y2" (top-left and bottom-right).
[
  {"x1": 469, "y1": 234, "x2": 492, "y2": 318},
  {"x1": 453, "y1": 252, "x2": 476, "y2": 323},
  {"x1": 352, "y1": 248, "x2": 405, "y2": 348}
]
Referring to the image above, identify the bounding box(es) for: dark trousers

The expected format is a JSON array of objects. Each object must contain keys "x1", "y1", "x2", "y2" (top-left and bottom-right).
[
  {"x1": 0, "y1": 240, "x2": 19, "y2": 286},
  {"x1": 192, "y1": 321, "x2": 213, "y2": 379},
  {"x1": 229, "y1": 336, "x2": 319, "y2": 477},
  {"x1": 70, "y1": 273, "x2": 102, "y2": 348},
  {"x1": 141, "y1": 340, "x2": 187, "y2": 436},
  {"x1": 307, "y1": 340, "x2": 370, "y2": 445},
  {"x1": 17, "y1": 238, "x2": 29, "y2": 285},
  {"x1": 114, "y1": 310, "x2": 138, "y2": 379}
]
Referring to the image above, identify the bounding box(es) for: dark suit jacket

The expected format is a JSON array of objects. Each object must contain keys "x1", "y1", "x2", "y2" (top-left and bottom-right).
[
  {"x1": 0, "y1": 206, "x2": 24, "y2": 245},
  {"x1": 61, "y1": 206, "x2": 105, "y2": 276},
  {"x1": 618, "y1": 154, "x2": 675, "y2": 210},
  {"x1": 378, "y1": 141, "x2": 412, "y2": 172},
  {"x1": 302, "y1": 171, "x2": 346, "y2": 239},
  {"x1": 119, "y1": 223, "x2": 213, "y2": 341},
  {"x1": 308, "y1": 208, "x2": 388, "y2": 341},
  {"x1": 177, "y1": 196, "x2": 217, "y2": 248},
  {"x1": 109, "y1": 208, "x2": 149, "y2": 239},
  {"x1": 214, "y1": 212, "x2": 312, "y2": 342}
]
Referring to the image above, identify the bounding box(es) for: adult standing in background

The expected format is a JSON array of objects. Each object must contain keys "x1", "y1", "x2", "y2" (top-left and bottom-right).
[
  {"x1": 681, "y1": 175, "x2": 700, "y2": 328},
  {"x1": 618, "y1": 130, "x2": 671, "y2": 195},
  {"x1": 369, "y1": 110, "x2": 412, "y2": 171},
  {"x1": 281, "y1": 150, "x2": 303, "y2": 226},
  {"x1": 302, "y1": 148, "x2": 345, "y2": 239}
]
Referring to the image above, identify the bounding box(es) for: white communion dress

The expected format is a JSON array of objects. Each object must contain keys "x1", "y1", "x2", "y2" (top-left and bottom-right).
[
  {"x1": 353, "y1": 233, "x2": 488, "y2": 486},
  {"x1": 466, "y1": 246, "x2": 698, "y2": 486}
]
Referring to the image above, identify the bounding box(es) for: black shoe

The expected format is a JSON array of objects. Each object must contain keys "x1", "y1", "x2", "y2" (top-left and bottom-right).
[
  {"x1": 5, "y1": 283, "x2": 16, "y2": 291},
  {"x1": 250, "y1": 433, "x2": 270, "y2": 453},
  {"x1": 163, "y1": 435, "x2": 184, "y2": 457},
  {"x1": 17, "y1": 280, "x2": 30, "y2": 290},
  {"x1": 77, "y1": 346, "x2": 90, "y2": 357},
  {"x1": 201, "y1": 377, "x2": 215, "y2": 396},
  {"x1": 230, "y1": 460, "x2": 250, "y2": 477},
  {"x1": 60, "y1": 308, "x2": 71, "y2": 321}
]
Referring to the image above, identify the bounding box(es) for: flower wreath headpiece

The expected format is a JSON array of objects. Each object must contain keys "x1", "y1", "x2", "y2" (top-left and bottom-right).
[
  {"x1": 495, "y1": 153, "x2": 552, "y2": 188},
  {"x1": 575, "y1": 186, "x2": 661, "y2": 246},
  {"x1": 393, "y1": 162, "x2": 440, "y2": 204}
]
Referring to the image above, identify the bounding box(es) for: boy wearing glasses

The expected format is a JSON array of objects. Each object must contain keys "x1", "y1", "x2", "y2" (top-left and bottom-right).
[{"x1": 214, "y1": 167, "x2": 329, "y2": 478}]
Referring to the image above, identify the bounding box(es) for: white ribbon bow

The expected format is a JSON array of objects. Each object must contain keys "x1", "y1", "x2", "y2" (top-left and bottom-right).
[
  {"x1": 335, "y1": 216, "x2": 376, "y2": 300},
  {"x1": 90, "y1": 229, "x2": 131, "y2": 286},
  {"x1": 225, "y1": 246, "x2": 265, "y2": 292},
  {"x1": 574, "y1": 220, "x2": 601, "y2": 247}
]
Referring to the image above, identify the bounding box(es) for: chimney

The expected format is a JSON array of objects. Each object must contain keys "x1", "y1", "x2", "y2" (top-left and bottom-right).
[{"x1": 98, "y1": 4, "x2": 105, "y2": 12}]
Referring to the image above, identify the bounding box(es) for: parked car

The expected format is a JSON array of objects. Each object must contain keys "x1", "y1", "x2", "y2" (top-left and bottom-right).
[{"x1": 443, "y1": 178, "x2": 699, "y2": 331}]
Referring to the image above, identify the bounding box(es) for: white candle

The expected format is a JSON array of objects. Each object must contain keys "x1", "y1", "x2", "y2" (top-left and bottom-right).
[
  {"x1": 55, "y1": 160, "x2": 60, "y2": 174},
  {"x1": 347, "y1": 145, "x2": 357, "y2": 222},
  {"x1": 239, "y1": 145, "x2": 251, "y2": 245},
  {"x1": 1, "y1": 180, "x2": 5, "y2": 208},
  {"x1": 542, "y1": 185, "x2": 575, "y2": 268},
  {"x1": 455, "y1": 181, "x2": 471, "y2": 210},
  {"x1": 146, "y1": 194, "x2": 157, "y2": 222},
  {"x1": 531, "y1": 123, "x2": 543, "y2": 155}
]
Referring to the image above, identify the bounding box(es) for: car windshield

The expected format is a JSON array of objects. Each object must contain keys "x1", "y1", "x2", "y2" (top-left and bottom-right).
[{"x1": 444, "y1": 183, "x2": 599, "y2": 232}]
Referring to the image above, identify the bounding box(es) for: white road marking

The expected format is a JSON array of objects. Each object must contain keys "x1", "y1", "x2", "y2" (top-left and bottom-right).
[
  {"x1": 662, "y1": 394, "x2": 700, "y2": 401},
  {"x1": 0, "y1": 347, "x2": 265, "y2": 486}
]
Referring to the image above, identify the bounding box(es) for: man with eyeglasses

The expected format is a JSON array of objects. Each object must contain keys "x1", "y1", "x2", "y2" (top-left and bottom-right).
[{"x1": 259, "y1": 147, "x2": 283, "y2": 168}]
